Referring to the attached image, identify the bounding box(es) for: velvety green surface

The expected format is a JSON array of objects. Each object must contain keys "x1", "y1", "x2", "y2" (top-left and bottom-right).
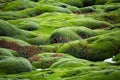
[{"x1": 0, "y1": 0, "x2": 120, "y2": 80}]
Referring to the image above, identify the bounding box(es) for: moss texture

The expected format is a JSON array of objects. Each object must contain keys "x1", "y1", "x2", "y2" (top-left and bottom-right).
[
  {"x1": 57, "y1": 30, "x2": 120, "y2": 61},
  {"x1": 0, "y1": 0, "x2": 120, "y2": 80},
  {"x1": 0, "y1": 56, "x2": 32, "y2": 74},
  {"x1": 0, "y1": 48, "x2": 19, "y2": 57},
  {"x1": 0, "y1": 19, "x2": 36, "y2": 39},
  {"x1": 1, "y1": 0, "x2": 38, "y2": 11},
  {"x1": 30, "y1": 53, "x2": 75, "y2": 69},
  {"x1": 50, "y1": 26, "x2": 100, "y2": 43}
]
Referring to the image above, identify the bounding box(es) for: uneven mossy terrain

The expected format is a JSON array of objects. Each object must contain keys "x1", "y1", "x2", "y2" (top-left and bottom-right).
[{"x1": 0, "y1": 0, "x2": 120, "y2": 80}]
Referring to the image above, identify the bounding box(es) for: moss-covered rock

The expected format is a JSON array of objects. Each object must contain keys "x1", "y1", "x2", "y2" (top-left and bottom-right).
[
  {"x1": 0, "y1": 19, "x2": 36, "y2": 38},
  {"x1": 0, "y1": 0, "x2": 120, "y2": 79},
  {"x1": 106, "y1": 0, "x2": 120, "y2": 4},
  {"x1": 57, "y1": 30, "x2": 120, "y2": 61},
  {"x1": 50, "y1": 58, "x2": 93, "y2": 68},
  {"x1": 104, "y1": 5, "x2": 120, "y2": 12},
  {"x1": 95, "y1": 0, "x2": 107, "y2": 5},
  {"x1": 50, "y1": 26, "x2": 99, "y2": 43},
  {"x1": 0, "y1": 36, "x2": 40, "y2": 58},
  {"x1": 63, "y1": 69, "x2": 120, "y2": 80},
  {"x1": 2, "y1": 0, "x2": 38, "y2": 11},
  {"x1": 0, "y1": 78, "x2": 30, "y2": 80},
  {"x1": 0, "y1": 5, "x2": 72, "y2": 20},
  {"x1": 67, "y1": 18, "x2": 111, "y2": 29},
  {"x1": 0, "y1": 36, "x2": 30, "y2": 46},
  {"x1": 30, "y1": 53, "x2": 75, "y2": 69},
  {"x1": 50, "y1": 27, "x2": 81, "y2": 43},
  {"x1": 39, "y1": 0, "x2": 83, "y2": 7},
  {"x1": 80, "y1": 7, "x2": 96, "y2": 13},
  {"x1": 0, "y1": 48, "x2": 19, "y2": 57},
  {"x1": 7, "y1": 12, "x2": 111, "y2": 36},
  {"x1": 0, "y1": 56, "x2": 32, "y2": 74},
  {"x1": 17, "y1": 21, "x2": 39, "y2": 31}
]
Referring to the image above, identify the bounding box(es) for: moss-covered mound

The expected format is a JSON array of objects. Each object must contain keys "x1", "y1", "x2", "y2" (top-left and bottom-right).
[
  {"x1": 50, "y1": 26, "x2": 100, "y2": 43},
  {"x1": 67, "y1": 18, "x2": 111, "y2": 29},
  {"x1": 61, "y1": 68, "x2": 120, "y2": 80},
  {"x1": 57, "y1": 30, "x2": 120, "y2": 61},
  {"x1": 16, "y1": 21, "x2": 39, "y2": 31},
  {"x1": 106, "y1": 0, "x2": 120, "y2": 4},
  {"x1": 0, "y1": 5, "x2": 72, "y2": 20},
  {"x1": 0, "y1": 19, "x2": 36, "y2": 38},
  {"x1": 79, "y1": 6, "x2": 96, "y2": 13},
  {"x1": 86, "y1": 4, "x2": 120, "y2": 24},
  {"x1": 0, "y1": 56, "x2": 32, "y2": 74},
  {"x1": 39, "y1": 0, "x2": 107, "y2": 7},
  {"x1": 50, "y1": 58, "x2": 94, "y2": 68},
  {"x1": 0, "y1": 48, "x2": 19, "y2": 57},
  {"x1": 1, "y1": 57, "x2": 119, "y2": 80},
  {"x1": 50, "y1": 27, "x2": 81, "y2": 43},
  {"x1": 0, "y1": 36, "x2": 40, "y2": 58},
  {"x1": 0, "y1": 0, "x2": 120, "y2": 79},
  {"x1": 39, "y1": 0, "x2": 83, "y2": 7},
  {"x1": 1, "y1": 0, "x2": 38, "y2": 11},
  {"x1": 0, "y1": 36, "x2": 30, "y2": 46},
  {"x1": 0, "y1": 78, "x2": 30, "y2": 80},
  {"x1": 30, "y1": 53, "x2": 75, "y2": 69},
  {"x1": 104, "y1": 8, "x2": 120, "y2": 23},
  {"x1": 8, "y1": 12, "x2": 111, "y2": 34}
]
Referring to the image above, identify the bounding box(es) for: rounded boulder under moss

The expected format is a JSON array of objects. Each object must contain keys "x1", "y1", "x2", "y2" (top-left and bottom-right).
[{"x1": 0, "y1": 56, "x2": 32, "y2": 74}]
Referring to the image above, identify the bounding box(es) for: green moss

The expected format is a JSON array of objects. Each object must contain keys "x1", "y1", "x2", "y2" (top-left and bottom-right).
[
  {"x1": 0, "y1": 5, "x2": 72, "y2": 20},
  {"x1": 80, "y1": 7, "x2": 95, "y2": 13},
  {"x1": 106, "y1": 0, "x2": 120, "y2": 4},
  {"x1": 7, "y1": 12, "x2": 111, "y2": 37},
  {"x1": 0, "y1": 56, "x2": 119, "y2": 80},
  {"x1": 57, "y1": 30, "x2": 120, "y2": 61},
  {"x1": 108, "y1": 23, "x2": 120, "y2": 30},
  {"x1": 0, "y1": 0, "x2": 120, "y2": 79},
  {"x1": 67, "y1": 6, "x2": 81, "y2": 13},
  {"x1": 95, "y1": 0, "x2": 107, "y2": 5},
  {"x1": 0, "y1": 19, "x2": 24, "y2": 37},
  {"x1": 23, "y1": 5, "x2": 72, "y2": 16},
  {"x1": 26, "y1": 34, "x2": 50, "y2": 45},
  {"x1": 0, "y1": 20, "x2": 40, "y2": 45},
  {"x1": 0, "y1": 19, "x2": 36, "y2": 38},
  {"x1": 57, "y1": 40, "x2": 90, "y2": 59},
  {"x1": 17, "y1": 21, "x2": 39, "y2": 31},
  {"x1": 0, "y1": 56, "x2": 32, "y2": 74},
  {"x1": 82, "y1": 0, "x2": 95, "y2": 6},
  {"x1": 39, "y1": 2, "x2": 81, "y2": 13},
  {"x1": 50, "y1": 27, "x2": 81, "y2": 43},
  {"x1": 60, "y1": 0, "x2": 83, "y2": 7},
  {"x1": 64, "y1": 69, "x2": 120, "y2": 80},
  {"x1": 0, "y1": 78, "x2": 30, "y2": 80},
  {"x1": 2, "y1": 0, "x2": 38, "y2": 11},
  {"x1": 103, "y1": 8, "x2": 120, "y2": 23},
  {"x1": 88, "y1": 32, "x2": 120, "y2": 60},
  {"x1": 50, "y1": 58, "x2": 93, "y2": 68},
  {"x1": 8, "y1": 12, "x2": 80, "y2": 34},
  {"x1": 0, "y1": 36, "x2": 30, "y2": 46},
  {"x1": 39, "y1": 0, "x2": 83, "y2": 7},
  {"x1": 31, "y1": 53, "x2": 75, "y2": 69},
  {"x1": 50, "y1": 26, "x2": 99, "y2": 43},
  {"x1": 104, "y1": 5, "x2": 120, "y2": 12},
  {"x1": 38, "y1": 45, "x2": 57, "y2": 53},
  {"x1": 0, "y1": 48, "x2": 19, "y2": 57},
  {"x1": 113, "y1": 53, "x2": 120, "y2": 61},
  {"x1": 67, "y1": 18, "x2": 111, "y2": 29}
]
